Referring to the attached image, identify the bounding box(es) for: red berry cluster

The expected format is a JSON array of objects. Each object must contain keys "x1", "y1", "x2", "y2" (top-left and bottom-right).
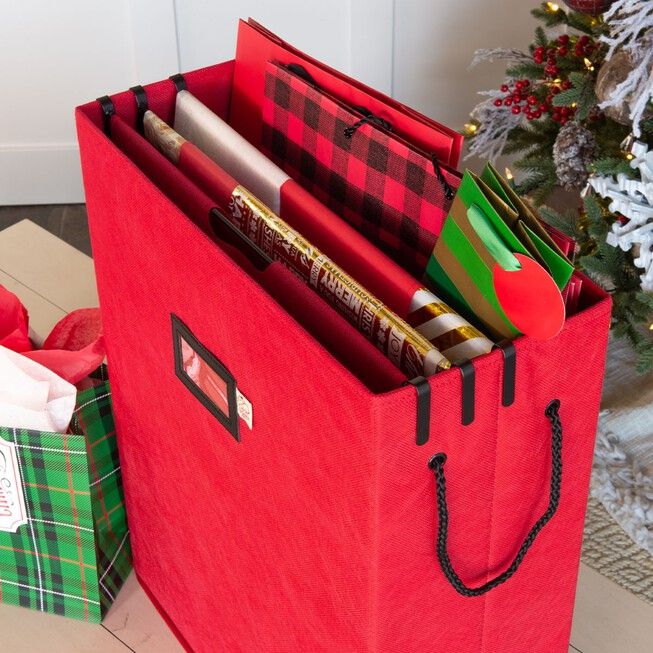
[
  {"x1": 492, "y1": 33, "x2": 601, "y2": 125},
  {"x1": 532, "y1": 34, "x2": 597, "y2": 78},
  {"x1": 493, "y1": 79, "x2": 574, "y2": 123}
]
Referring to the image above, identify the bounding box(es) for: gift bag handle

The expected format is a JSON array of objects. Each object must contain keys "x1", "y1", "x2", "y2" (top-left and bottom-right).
[{"x1": 428, "y1": 399, "x2": 562, "y2": 597}]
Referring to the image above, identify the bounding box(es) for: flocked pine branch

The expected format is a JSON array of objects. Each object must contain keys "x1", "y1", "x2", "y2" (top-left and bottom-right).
[
  {"x1": 466, "y1": 86, "x2": 523, "y2": 161},
  {"x1": 469, "y1": 48, "x2": 534, "y2": 68},
  {"x1": 600, "y1": 0, "x2": 653, "y2": 136},
  {"x1": 465, "y1": 47, "x2": 538, "y2": 161}
]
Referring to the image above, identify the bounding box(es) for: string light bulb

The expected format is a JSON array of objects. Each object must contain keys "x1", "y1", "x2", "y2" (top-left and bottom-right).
[
  {"x1": 505, "y1": 167, "x2": 517, "y2": 189},
  {"x1": 464, "y1": 122, "x2": 478, "y2": 135},
  {"x1": 581, "y1": 182, "x2": 592, "y2": 199},
  {"x1": 621, "y1": 134, "x2": 636, "y2": 160},
  {"x1": 584, "y1": 58, "x2": 595, "y2": 72},
  {"x1": 546, "y1": 2, "x2": 560, "y2": 11}
]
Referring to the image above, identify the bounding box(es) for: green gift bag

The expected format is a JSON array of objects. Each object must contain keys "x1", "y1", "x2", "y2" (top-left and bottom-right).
[{"x1": 0, "y1": 378, "x2": 131, "y2": 622}]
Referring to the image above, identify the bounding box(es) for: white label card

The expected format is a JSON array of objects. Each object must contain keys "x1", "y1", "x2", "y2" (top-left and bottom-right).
[
  {"x1": 0, "y1": 438, "x2": 28, "y2": 533},
  {"x1": 236, "y1": 389, "x2": 253, "y2": 430}
]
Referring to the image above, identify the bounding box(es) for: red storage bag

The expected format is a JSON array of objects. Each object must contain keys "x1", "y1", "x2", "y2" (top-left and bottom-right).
[{"x1": 76, "y1": 50, "x2": 611, "y2": 653}]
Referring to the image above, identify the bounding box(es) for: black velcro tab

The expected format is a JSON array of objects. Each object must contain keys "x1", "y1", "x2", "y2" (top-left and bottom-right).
[
  {"x1": 495, "y1": 340, "x2": 517, "y2": 407},
  {"x1": 129, "y1": 85, "x2": 148, "y2": 134},
  {"x1": 407, "y1": 376, "x2": 431, "y2": 446},
  {"x1": 457, "y1": 361, "x2": 476, "y2": 426}
]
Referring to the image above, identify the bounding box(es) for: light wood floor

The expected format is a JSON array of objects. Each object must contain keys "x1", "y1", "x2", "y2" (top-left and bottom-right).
[{"x1": 1, "y1": 219, "x2": 652, "y2": 652}]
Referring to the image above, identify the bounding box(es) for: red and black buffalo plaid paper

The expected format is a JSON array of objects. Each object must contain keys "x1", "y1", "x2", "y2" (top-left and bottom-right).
[{"x1": 261, "y1": 61, "x2": 460, "y2": 274}]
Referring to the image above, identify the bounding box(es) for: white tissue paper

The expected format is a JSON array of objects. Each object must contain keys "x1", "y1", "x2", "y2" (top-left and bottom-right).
[{"x1": 0, "y1": 345, "x2": 77, "y2": 433}]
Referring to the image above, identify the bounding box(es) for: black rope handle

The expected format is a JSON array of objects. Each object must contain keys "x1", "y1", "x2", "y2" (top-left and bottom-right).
[
  {"x1": 344, "y1": 108, "x2": 392, "y2": 139},
  {"x1": 343, "y1": 114, "x2": 454, "y2": 203},
  {"x1": 428, "y1": 399, "x2": 562, "y2": 597},
  {"x1": 430, "y1": 154, "x2": 455, "y2": 201}
]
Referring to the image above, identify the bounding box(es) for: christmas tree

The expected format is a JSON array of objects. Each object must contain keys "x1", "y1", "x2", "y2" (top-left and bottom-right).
[{"x1": 466, "y1": 0, "x2": 653, "y2": 372}]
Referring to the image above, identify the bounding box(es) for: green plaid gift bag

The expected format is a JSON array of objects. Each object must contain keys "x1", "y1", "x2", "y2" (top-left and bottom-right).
[{"x1": 0, "y1": 379, "x2": 131, "y2": 622}]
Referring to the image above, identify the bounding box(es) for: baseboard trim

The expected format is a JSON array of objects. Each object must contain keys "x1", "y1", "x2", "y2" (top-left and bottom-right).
[{"x1": 0, "y1": 143, "x2": 84, "y2": 205}]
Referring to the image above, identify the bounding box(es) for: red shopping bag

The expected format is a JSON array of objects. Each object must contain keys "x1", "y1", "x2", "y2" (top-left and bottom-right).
[{"x1": 75, "y1": 20, "x2": 611, "y2": 653}]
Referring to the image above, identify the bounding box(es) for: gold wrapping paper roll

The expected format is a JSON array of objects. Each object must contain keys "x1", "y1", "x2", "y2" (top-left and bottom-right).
[{"x1": 228, "y1": 187, "x2": 450, "y2": 377}]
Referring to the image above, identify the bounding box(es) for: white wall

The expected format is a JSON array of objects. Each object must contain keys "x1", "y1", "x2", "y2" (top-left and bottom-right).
[
  {"x1": 393, "y1": 0, "x2": 536, "y2": 129},
  {"x1": 173, "y1": 0, "x2": 394, "y2": 96},
  {"x1": 0, "y1": 0, "x2": 535, "y2": 205},
  {"x1": 0, "y1": 1, "x2": 179, "y2": 205}
]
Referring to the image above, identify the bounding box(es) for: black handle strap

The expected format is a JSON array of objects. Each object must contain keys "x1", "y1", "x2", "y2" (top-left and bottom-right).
[
  {"x1": 494, "y1": 340, "x2": 516, "y2": 407},
  {"x1": 428, "y1": 399, "x2": 562, "y2": 597},
  {"x1": 168, "y1": 74, "x2": 188, "y2": 124},
  {"x1": 405, "y1": 377, "x2": 431, "y2": 446},
  {"x1": 456, "y1": 360, "x2": 475, "y2": 426}
]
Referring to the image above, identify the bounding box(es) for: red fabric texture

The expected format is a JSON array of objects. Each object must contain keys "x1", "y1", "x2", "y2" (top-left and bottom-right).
[
  {"x1": 79, "y1": 103, "x2": 377, "y2": 652},
  {"x1": 136, "y1": 572, "x2": 194, "y2": 653},
  {"x1": 231, "y1": 20, "x2": 462, "y2": 168},
  {"x1": 373, "y1": 287, "x2": 609, "y2": 652},
  {"x1": 262, "y1": 62, "x2": 460, "y2": 274},
  {"x1": 178, "y1": 140, "x2": 238, "y2": 207},
  {"x1": 76, "y1": 60, "x2": 612, "y2": 653}
]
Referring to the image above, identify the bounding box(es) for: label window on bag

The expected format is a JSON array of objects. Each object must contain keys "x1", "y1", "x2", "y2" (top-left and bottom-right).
[
  {"x1": 172, "y1": 314, "x2": 242, "y2": 441},
  {"x1": 180, "y1": 337, "x2": 232, "y2": 417}
]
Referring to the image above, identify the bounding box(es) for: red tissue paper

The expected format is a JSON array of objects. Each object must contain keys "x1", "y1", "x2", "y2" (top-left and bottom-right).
[{"x1": 0, "y1": 285, "x2": 105, "y2": 384}]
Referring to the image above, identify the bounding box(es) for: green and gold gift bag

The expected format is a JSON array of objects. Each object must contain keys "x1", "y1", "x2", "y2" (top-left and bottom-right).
[{"x1": 0, "y1": 379, "x2": 131, "y2": 622}]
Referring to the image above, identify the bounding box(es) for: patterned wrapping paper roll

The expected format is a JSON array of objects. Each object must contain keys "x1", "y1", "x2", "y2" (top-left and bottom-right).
[
  {"x1": 143, "y1": 110, "x2": 449, "y2": 378},
  {"x1": 228, "y1": 187, "x2": 450, "y2": 378}
]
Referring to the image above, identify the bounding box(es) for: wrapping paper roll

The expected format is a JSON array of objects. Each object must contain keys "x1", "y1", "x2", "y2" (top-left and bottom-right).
[
  {"x1": 228, "y1": 186, "x2": 449, "y2": 377},
  {"x1": 407, "y1": 289, "x2": 497, "y2": 363}
]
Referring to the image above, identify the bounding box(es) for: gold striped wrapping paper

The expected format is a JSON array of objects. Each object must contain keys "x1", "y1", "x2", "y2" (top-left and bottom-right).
[{"x1": 407, "y1": 289, "x2": 494, "y2": 364}]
